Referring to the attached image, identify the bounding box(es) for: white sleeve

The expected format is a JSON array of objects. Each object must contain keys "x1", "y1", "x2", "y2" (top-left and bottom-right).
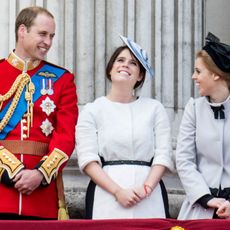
[
  {"x1": 152, "y1": 102, "x2": 175, "y2": 173},
  {"x1": 76, "y1": 105, "x2": 101, "y2": 173}
]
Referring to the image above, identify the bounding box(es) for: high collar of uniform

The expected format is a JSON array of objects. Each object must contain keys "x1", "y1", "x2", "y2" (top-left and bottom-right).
[{"x1": 7, "y1": 51, "x2": 41, "y2": 72}]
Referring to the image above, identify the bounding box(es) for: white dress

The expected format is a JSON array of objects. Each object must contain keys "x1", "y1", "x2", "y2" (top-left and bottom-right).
[{"x1": 76, "y1": 96, "x2": 174, "y2": 219}]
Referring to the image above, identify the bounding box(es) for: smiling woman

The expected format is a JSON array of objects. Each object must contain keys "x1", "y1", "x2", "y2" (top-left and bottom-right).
[
  {"x1": 192, "y1": 51, "x2": 230, "y2": 102},
  {"x1": 106, "y1": 48, "x2": 144, "y2": 102},
  {"x1": 176, "y1": 32, "x2": 230, "y2": 220},
  {"x1": 76, "y1": 35, "x2": 174, "y2": 219}
]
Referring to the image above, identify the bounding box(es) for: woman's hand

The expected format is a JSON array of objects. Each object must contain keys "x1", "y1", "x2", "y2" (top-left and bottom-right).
[
  {"x1": 207, "y1": 197, "x2": 226, "y2": 209},
  {"x1": 216, "y1": 200, "x2": 230, "y2": 218},
  {"x1": 114, "y1": 188, "x2": 141, "y2": 208},
  {"x1": 133, "y1": 184, "x2": 153, "y2": 199},
  {"x1": 133, "y1": 186, "x2": 147, "y2": 200}
]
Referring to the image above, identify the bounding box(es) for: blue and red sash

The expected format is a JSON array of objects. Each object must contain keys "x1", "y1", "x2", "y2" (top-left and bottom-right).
[{"x1": 0, "y1": 64, "x2": 66, "y2": 139}]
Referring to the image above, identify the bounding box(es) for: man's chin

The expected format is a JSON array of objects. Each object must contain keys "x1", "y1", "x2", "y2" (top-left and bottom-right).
[{"x1": 36, "y1": 55, "x2": 46, "y2": 61}]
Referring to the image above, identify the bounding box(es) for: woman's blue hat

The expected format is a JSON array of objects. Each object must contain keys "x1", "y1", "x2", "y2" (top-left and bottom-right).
[{"x1": 119, "y1": 35, "x2": 154, "y2": 77}]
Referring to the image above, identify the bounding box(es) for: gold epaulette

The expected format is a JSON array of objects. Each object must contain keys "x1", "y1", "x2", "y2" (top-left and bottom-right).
[
  {"x1": 0, "y1": 146, "x2": 24, "y2": 179},
  {"x1": 38, "y1": 148, "x2": 68, "y2": 184}
]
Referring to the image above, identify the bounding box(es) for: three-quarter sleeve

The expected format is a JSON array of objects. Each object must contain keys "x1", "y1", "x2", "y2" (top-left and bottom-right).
[{"x1": 76, "y1": 105, "x2": 101, "y2": 172}]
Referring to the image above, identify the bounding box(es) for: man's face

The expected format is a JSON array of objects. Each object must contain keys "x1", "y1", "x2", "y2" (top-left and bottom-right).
[{"x1": 18, "y1": 13, "x2": 55, "y2": 61}]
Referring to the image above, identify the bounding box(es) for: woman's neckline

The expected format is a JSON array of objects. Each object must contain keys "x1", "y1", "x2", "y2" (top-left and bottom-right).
[
  {"x1": 207, "y1": 94, "x2": 230, "y2": 106},
  {"x1": 104, "y1": 95, "x2": 140, "y2": 104}
]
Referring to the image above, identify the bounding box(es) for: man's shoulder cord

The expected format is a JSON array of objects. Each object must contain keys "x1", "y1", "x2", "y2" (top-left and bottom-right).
[{"x1": 0, "y1": 73, "x2": 34, "y2": 133}]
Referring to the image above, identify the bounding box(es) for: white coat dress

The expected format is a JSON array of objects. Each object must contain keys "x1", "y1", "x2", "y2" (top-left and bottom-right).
[
  {"x1": 176, "y1": 96, "x2": 230, "y2": 219},
  {"x1": 76, "y1": 96, "x2": 174, "y2": 219}
]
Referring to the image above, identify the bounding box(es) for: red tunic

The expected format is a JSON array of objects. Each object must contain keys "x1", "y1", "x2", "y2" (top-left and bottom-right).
[{"x1": 0, "y1": 54, "x2": 78, "y2": 218}]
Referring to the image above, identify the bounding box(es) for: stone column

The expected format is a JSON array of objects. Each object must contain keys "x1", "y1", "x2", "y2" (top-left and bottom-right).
[
  {"x1": 155, "y1": 0, "x2": 203, "y2": 218},
  {"x1": 155, "y1": 0, "x2": 203, "y2": 141}
]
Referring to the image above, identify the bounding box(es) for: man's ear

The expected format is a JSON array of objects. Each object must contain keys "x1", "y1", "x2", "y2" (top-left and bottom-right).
[{"x1": 17, "y1": 24, "x2": 27, "y2": 39}]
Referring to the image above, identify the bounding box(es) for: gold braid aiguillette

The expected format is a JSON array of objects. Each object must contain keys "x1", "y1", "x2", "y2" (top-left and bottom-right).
[{"x1": 0, "y1": 73, "x2": 35, "y2": 136}]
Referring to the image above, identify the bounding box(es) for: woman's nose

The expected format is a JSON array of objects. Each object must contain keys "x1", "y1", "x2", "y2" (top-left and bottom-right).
[
  {"x1": 122, "y1": 61, "x2": 129, "y2": 67},
  {"x1": 121, "y1": 64, "x2": 129, "y2": 70},
  {"x1": 192, "y1": 73, "x2": 196, "y2": 80}
]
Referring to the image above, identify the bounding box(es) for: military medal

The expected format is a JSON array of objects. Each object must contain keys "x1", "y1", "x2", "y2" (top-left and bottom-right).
[
  {"x1": 40, "y1": 97, "x2": 56, "y2": 116},
  {"x1": 47, "y1": 79, "x2": 54, "y2": 95},
  {"x1": 47, "y1": 89, "x2": 54, "y2": 95},
  {"x1": 40, "y1": 79, "x2": 47, "y2": 95},
  {"x1": 41, "y1": 88, "x2": 47, "y2": 95}
]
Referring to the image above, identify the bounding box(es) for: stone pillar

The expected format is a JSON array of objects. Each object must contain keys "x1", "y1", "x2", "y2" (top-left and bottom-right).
[
  {"x1": 154, "y1": 0, "x2": 203, "y2": 218},
  {"x1": 155, "y1": 0, "x2": 203, "y2": 141}
]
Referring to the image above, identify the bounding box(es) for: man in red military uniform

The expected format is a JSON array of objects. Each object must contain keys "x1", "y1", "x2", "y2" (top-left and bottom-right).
[{"x1": 0, "y1": 6, "x2": 78, "y2": 219}]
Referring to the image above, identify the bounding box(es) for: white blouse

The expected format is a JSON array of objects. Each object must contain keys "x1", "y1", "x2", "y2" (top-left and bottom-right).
[
  {"x1": 76, "y1": 96, "x2": 174, "y2": 172},
  {"x1": 76, "y1": 96, "x2": 174, "y2": 219}
]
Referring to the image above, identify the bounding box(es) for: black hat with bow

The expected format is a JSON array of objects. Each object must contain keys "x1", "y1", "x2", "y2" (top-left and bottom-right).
[{"x1": 203, "y1": 32, "x2": 230, "y2": 73}]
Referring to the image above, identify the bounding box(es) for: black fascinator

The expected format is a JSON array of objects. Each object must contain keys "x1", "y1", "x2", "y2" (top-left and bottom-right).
[{"x1": 203, "y1": 32, "x2": 230, "y2": 73}]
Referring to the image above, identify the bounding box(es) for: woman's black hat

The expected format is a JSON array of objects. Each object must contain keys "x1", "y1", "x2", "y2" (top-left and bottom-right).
[{"x1": 203, "y1": 32, "x2": 230, "y2": 73}]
